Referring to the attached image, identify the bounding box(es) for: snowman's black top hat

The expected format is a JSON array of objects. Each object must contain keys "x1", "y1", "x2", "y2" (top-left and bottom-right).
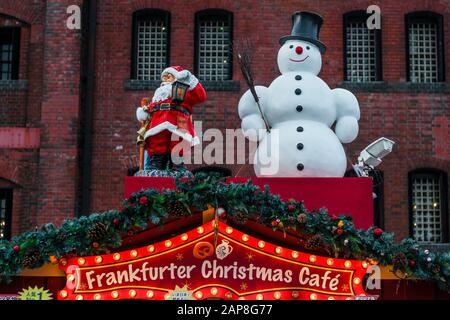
[{"x1": 279, "y1": 11, "x2": 326, "y2": 54}]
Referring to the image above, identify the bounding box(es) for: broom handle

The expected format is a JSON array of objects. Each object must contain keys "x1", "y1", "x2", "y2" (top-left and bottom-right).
[{"x1": 239, "y1": 55, "x2": 271, "y2": 133}]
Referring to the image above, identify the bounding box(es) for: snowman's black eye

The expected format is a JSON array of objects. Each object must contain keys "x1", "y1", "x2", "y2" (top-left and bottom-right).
[
  {"x1": 289, "y1": 45, "x2": 293, "y2": 49},
  {"x1": 306, "y1": 46, "x2": 310, "y2": 50}
]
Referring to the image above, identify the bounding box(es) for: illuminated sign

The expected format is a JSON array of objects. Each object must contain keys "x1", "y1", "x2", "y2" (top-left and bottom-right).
[{"x1": 59, "y1": 221, "x2": 370, "y2": 300}]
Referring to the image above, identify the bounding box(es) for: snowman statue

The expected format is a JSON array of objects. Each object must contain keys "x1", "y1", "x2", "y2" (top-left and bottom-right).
[{"x1": 238, "y1": 11, "x2": 360, "y2": 177}]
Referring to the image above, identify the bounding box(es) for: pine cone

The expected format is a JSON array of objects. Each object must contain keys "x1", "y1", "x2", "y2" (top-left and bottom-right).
[
  {"x1": 87, "y1": 222, "x2": 108, "y2": 242},
  {"x1": 305, "y1": 235, "x2": 323, "y2": 251},
  {"x1": 168, "y1": 201, "x2": 188, "y2": 217},
  {"x1": 297, "y1": 213, "x2": 308, "y2": 224},
  {"x1": 230, "y1": 211, "x2": 248, "y2": 225},
  {"x1": 23, "y1": 250, "x2": 40, "y2": 269},
  {"x1": 393, "y1": 252, "x2": 408, "y2": 270},
  {"x1": 432, "y1": 265, "x2": 441, "y2": 274}
]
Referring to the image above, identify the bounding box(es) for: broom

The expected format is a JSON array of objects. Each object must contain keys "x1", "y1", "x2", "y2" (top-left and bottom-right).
[{"x1": 234, "y1": 40, "x2": 271, "y2": 133}]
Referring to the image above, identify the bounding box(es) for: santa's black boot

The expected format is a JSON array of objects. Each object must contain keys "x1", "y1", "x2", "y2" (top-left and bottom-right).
[
  {"x1": 168, "y1": 156, "x2": 192, "y2": 177},
  {"x1": 145, "y1": 154, "x2": 169, "y2": 171}
]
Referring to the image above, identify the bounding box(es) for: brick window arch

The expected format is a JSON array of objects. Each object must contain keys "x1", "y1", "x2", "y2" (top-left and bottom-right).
[
  {"x1": 343, "y1": 11, "x2": 382, "y2": 82},
  {"x1": 409, "y1": 169, "x2": 449, "y2": 243},
  {"x1": 131, "y1": 9, "x2": 170, "y2": 80},
  {"x1": 405, "y1": 11, "x2": 445, "y2": 83},
  {"x1": 195, "y1": 9, "x2": 233, "y2": 81}
]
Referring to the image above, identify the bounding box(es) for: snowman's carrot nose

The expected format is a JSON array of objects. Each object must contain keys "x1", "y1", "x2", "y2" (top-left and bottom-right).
[{"x1": 295, "y1": 46, "x2": 303, "y2": 55}]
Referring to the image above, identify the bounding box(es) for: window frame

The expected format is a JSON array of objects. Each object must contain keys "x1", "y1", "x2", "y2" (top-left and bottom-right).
[
  {"x1": 0, "y1": 188, "x2": 13, "y2": 240},
  {"x1": 194, "y1": 9, "x2": 233, "y2": 81},
  {"x1": 405, "y1": 11, "x2": 445, "y2": 83},
  {"x1": 343, "y1": 11, "x2": 382, "y2": 82},
  {"x1": 408, "y1": 168, "x2": 449, "y2": 243},
  {"x1": 131, "y1": 9, "x2": 171, "y2": 80},
  {"x1": 0, "y1": 27, "x2": 21, "y2": 80}
]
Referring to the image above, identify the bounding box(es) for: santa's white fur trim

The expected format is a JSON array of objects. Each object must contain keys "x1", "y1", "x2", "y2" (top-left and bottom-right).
[
  {"x1": 161, "y1": 67, "x2": 181, "y2": 79},
  {"x1": 187, "y1": 74, "x2": 199, "y2": 90},
  {"x1": 136, "y1": 107, "x2": 149, "y2": 121},
  {"x1": 144, "y1": 121, "x2": 199, "y2": 146}
]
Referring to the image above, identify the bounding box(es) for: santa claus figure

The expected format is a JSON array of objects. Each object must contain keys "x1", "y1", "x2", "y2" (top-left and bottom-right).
[{"x1": 136, "y1": 66, "x2": 206, "y2": 174}]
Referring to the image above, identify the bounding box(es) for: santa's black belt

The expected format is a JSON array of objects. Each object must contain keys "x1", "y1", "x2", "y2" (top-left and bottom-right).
[{"x1": 151, "y1": 103, "x2": 191, "y2": 116}]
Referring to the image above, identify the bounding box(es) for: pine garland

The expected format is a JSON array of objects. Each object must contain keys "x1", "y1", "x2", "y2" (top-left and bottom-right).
[{"x1": 0, "y1": 172, "x2": 450, "y2": 292}]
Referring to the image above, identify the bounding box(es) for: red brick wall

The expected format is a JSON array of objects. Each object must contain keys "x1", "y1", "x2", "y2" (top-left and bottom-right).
[
  {"x1": 0, "y1": 0, "x2": 448, "y2": 241},
  {"x1": 36, "y1": 0, "x2": 82, "y2": 227},
  {"x1": 0, "y1": 0, "x2": 45, "y2": 234},
  {"x1": 0, "y1": 16, "x2": 29, "y2": 127}
]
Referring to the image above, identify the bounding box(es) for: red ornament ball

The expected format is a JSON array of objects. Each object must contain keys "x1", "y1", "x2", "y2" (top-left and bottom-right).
[
  {"x1": 92, "y1": 242, "x2": 99, "y2": 249},
  {"x1": 13, "y1": 245, "x2": 20, "y2": 252},
  {"x1": 409, "y1": 260, "x2": 416, "y2": 268},
  {"x1": 217, "y1": 207, "x2": 227, "y2": 218},
  {"x1": 373, "y1": 228, "x2": 383, "y2": 237},
  {"x1": 271, "y1": 220, "x2": 279, "y2": 227},
  {"x1": 287, "y1": 204, "x2": 295, "y2": 212},
  {"x1": 113, "y1": 218, "x2": 120, "y2": 226},
  {"x1": 336, "y1": 228, "x2": 344, "y2": 235},
  {"x1": 139, "y1": 196, "x2": 148, "y2": 205}
]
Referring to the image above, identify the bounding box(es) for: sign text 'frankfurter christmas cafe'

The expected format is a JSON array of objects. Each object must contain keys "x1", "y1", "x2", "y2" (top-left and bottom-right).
[{"x1": 58, "y1": 221, "x2": 372, "y2": 300}]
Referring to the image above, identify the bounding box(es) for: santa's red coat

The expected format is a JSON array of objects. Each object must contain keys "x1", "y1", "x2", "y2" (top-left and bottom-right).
[{"x1": 143, "y1": 82, "x2": 206, "y2": 146}]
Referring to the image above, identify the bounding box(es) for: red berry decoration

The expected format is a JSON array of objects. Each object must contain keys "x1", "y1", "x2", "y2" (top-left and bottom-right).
[
  {"x1": 373, "y1": 228, "x2": 383, "y2": 238},
  {"x1": 92, "y1": 242, "x2": 99, "y2": 249},
  {"x1": 139, "y1": 196, "x2": 148, "y2": 205},
  {"x1": 271, "y1": 220, "x2": 278, "y2": 227},
  {"x1": 13, "y1": 245, "x2": 20, "y2": 252},
  {"x1": 409, "y1": 260, "x2": 416, "y2": 268},
  {"x1": 113, "y1": 218, "x2": 120, "y2": 226},
  {"x1": 287, "y1": 204, "x2": 295, "y2": 212},
  {"x1": 337, "y1": 228, "x2": 344, "y2": 235}
]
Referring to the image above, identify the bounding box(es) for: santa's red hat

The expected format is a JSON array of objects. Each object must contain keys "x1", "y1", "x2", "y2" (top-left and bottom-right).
[{"x1": 161, "y1": 66, "x2": 184, "y2": 79}]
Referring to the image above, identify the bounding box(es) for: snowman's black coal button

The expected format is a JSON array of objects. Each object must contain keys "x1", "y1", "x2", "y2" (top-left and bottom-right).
[
  {"x1": 295, "y1": 88, "x2": 302, "y2": 95},
  {"x1": 297, "y1": 163, "x2": 304, "y2": 171},
  {"x1": 296, "y1": 105, "x2": 303, "y2": 112},
  {"x1": 297, "y1": 143, "x2": 304, "y2": 150},
  {"x1": 297, "y1": 126, "x2": 304, "y2": 132},
  {"x1": 295, "y1": 75, "x2": 302, "y2": 80}
]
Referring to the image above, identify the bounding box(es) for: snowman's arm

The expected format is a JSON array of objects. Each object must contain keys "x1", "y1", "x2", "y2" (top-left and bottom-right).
[
  {"x1": 332, "y1": 88, "x2": 360, "y2": 143},
  {"x1": 238, "y1": 86, "x2": 269, "y2": 142}
]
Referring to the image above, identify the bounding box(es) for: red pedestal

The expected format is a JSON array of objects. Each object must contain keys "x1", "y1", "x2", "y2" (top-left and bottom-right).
[{"x1": 124, "y1": 176, "x2": 374, "y2": 229}]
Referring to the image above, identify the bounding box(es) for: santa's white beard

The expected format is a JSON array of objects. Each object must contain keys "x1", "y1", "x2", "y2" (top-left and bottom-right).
[{"x1": 152, "y1": 82, "x2": 172, "y2": 103}]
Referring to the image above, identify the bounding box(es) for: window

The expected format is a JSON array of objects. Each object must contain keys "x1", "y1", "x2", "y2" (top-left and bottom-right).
[
  {"x1": 195, "y1": 10, "x2": 233, "y2": 81},
  {"x1": 131, "y1": 9, "x2": 170, "y2": 80},
  {"x1": 0, "y1": 189, "x2": 12, "y2": 240},
  {"x1": 406, "y1": 12, "x2": 444, "y2": 83},
  {"x1": 0, "y1": 27, "x2": 20, "y2": 80},
  {"x1": 344, "y1": 11, "x2": 381, "y2": 82},
  {"x1": 409, "y1": 169, "x2": 448, "y2": 243}
]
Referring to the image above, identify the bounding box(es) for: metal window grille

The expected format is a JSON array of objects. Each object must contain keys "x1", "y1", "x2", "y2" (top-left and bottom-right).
[
  {"x1": 345, "y1": 20, "x2": 377, "y2": 82},
  {"x1": 0, "y1": 199, "x2": 5, "y2": 239},
  {"x1": 411, "y1": 175, "x2": 442, "y2": 243},
  {"x1": 0, "y1": 29, "x2": 16, "y2": 80},
  {"x1": 197, "y1": 17, "x2": 231, "y2": 81},
  {"x1": 0, "y1": 190, "x2": 12, "y2": 240},
  {"x1": 408, "y1": 21, "x2": 439, "y2": 83},
  {"x1": 136, "y1": 18, "x2": 168, "y2": 80}
]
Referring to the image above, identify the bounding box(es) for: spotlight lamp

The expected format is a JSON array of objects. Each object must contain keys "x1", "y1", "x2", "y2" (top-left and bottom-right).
[{"x1": 354, "y1": 137, "x2": 395, "y2": 177}]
